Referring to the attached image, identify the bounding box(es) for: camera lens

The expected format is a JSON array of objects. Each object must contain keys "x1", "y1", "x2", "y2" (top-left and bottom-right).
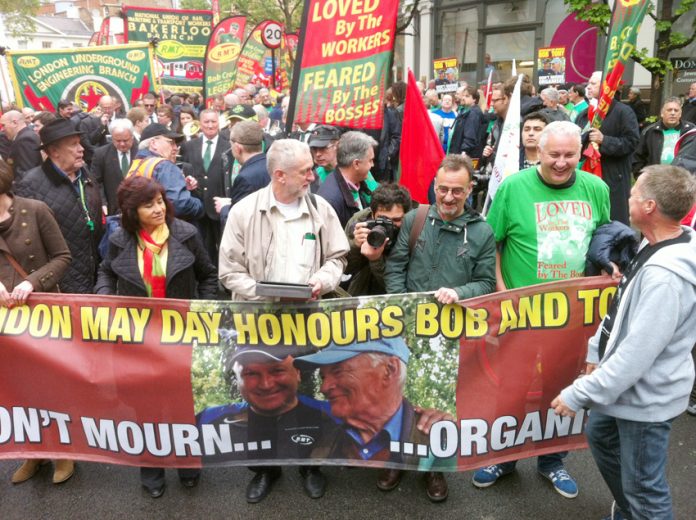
[{"x1": 367, "y1": 226, "x2": 387, "y2": 248}]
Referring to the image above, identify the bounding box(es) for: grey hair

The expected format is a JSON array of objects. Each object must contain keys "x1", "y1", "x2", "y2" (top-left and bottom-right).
[
  {"x1": 629, "y1": 86, "x2": 641, "y2": 96},
  {"x1": 109, "y1": 118, "x2": 134, "y2": 135},
  {"x1": 138, "y1": 137, "x2": 153, "y2": 151},
  {"x1": 252, "y1": 104, "x2": 268, "y2": 121},
  {"x1": 638, "y1": 165, "x2": 696, "y2": 222},
  {"x1": 267, "y1": 139, "x2": 310, "y2": 174},
  {"x1": 540, "y1": 88, "x2": 559, "y2": 103},
  {"x1": 336, "y1": 131, "x2": 377, "y2": 168},
  {"x1": 538, "y1": 121, "x2": 581, "y2": 151},
  {"x1": 365, "y1": 352, "x2": 408, "y2": 391}
]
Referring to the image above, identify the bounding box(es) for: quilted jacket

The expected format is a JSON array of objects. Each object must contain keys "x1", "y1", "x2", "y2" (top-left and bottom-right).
[
  {"x1": 94, "y1": 218, "x2": 217, "y2": 300},
  {"x1": 16, "y1": 160, "x2": 104, "y2": 294}
]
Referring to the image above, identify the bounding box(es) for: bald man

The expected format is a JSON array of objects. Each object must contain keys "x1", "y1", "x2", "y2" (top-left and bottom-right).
[
  {"x1": 78, "y1": 95, "x2": 118, "y2": 164},
  {"x1": 0, "y1": 110, "x2": 42, "y2": 180}
]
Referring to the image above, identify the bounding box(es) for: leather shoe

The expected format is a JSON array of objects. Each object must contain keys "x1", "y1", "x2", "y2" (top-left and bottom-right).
[
  {"x1": 246, "y1": 469, "x2": 281, "y2": 504},
  {"x1": 376, "y1": 468, "x2": 403, "y2": 491},
  {"x1": 12, "y1": 459, "x2": 45, "y2": 484},
  {"x1": 52, "y1": 460, "x2": 75, "y2": 484},
  {"x1": 144, "y1": 484, "x2": 166, "y2": 498},
  {"x1": 180, "y1": 475, "x2": 200, "y2": 488},
  {"x1": 299, "y1": 467, "x2": 326, "y2": 499},
  {"x1": 424, "y1": 471, "x2": 448, "y2": 502}
]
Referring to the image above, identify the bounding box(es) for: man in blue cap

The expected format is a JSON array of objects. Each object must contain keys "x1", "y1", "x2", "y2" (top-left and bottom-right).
[{"x1": 295, "y1": 336, "x2": 452, "y2": 502}]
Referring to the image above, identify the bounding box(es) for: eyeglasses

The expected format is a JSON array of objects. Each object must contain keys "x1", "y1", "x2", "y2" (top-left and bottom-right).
[
  {"x1": 435, "y1": 185, "x2": 467, "y2": 197},
  {"x1": 491, "y1": 97, "x2": 505, "y2": 104}
]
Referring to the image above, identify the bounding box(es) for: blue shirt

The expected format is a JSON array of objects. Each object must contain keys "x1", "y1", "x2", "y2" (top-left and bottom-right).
[{"x1": 344, "y1": 402, "x2": 404, "y2": 460}]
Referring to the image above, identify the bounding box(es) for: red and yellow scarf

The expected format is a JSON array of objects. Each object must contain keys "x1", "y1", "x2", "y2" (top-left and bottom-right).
[{"x1": 137, "y1": 224, "x2": 169, "y2": 298}]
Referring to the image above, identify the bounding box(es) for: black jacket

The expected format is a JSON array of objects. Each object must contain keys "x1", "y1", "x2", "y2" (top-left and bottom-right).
[
  {"x1": 8, "y1": 126, "x2": 42, "y2": 180},
  {"x1": 180, "y1": 135, "x2": 226, "y2": 220},
  {"x1": 230, "y1": 153, "x2": 270, "y2": 206},
  {"x1": 579, "y1": 100, "x2": 640, "y2": 225},
  {"x1": 91, "y1": 141, "x2": 138, "y2": 215},
  {"x1": 95, "y1": 218, "x2": 217, "y2": 299},
  {"x1": 683, "y1": 99, "x2": 696, "y2": 125},
  {"x1": 449, "y1": 105, "x2": 485, "y2": 158},
  {"x1": 317, "y1": 170, "x2": 372, "y2": 228},
  {"x1": 586, "y1": 221, "x2": 638, "y2": 276},
  {"x1": 632, "y1": 120, "x2": 695, "y2": 176},
  {"x1": 16, "y1": 160, "x2": 104, "y2": 294}
]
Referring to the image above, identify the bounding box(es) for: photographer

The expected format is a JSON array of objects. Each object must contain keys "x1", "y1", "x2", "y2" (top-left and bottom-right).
[{"x1": 344, "y1": 183, "x2": 412, "y2": 296}]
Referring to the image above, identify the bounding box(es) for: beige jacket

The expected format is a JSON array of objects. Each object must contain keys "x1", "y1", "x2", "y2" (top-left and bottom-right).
[{"x1": 219, "y1": 185, "x2": 349, "y2": 301}]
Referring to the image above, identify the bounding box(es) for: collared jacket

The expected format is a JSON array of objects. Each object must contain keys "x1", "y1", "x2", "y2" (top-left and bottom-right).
[
  {"x1": 16, "y1": 160, "x2": 104, "y2": 294},
  {"x1": 385, "y1": 205, "x2": 496, "y2": 299},
  {"x1": 94, "y1": 218, "x2": 217, "y2": 299},
  {"x1": 632, "y1": 119, "x2": 695, "y2": 176},
  {"x1": 317, "y1": 169, "x2": 372, "y2": 228},
  {"x1": 0, "y1": 195, "x2": 71, "y2": 292},
  {"x1": 219, "y1": 184, "x2": 349, "y2": 301}
]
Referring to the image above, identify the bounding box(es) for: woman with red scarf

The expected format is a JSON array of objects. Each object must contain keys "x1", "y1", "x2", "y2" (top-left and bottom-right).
[{"x1": 95, "y1": 175, "x2": 217, "y2": 498}]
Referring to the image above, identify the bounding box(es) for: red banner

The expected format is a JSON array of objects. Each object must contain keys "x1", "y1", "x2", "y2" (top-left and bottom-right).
[
  {"x1": 290, "y1": 0, "x2": 399, "y2": 129},
  {"x1": 0, "y1": 278, "x2": 615, "y2": 470}
]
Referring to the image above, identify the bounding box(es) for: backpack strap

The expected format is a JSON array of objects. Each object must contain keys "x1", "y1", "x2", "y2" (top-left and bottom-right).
[
  {"x1": 409, "y1": 204, "x2": 430, "y2": 255},
  {"x1": 126, "y1": 157, "x2": 166, "y2": 179}
]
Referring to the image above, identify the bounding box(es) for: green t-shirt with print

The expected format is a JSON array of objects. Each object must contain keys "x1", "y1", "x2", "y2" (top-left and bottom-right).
[
  {"x1": 660, "y1": 128, "x2": 680, "y2": 164},
  {"x1": 487, "y1": 167, "x2": 611, "y2": 289}
]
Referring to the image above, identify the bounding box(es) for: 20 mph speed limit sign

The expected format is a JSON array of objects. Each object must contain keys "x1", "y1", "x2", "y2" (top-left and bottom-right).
[{"x1": 262, "y1": 22, "x2": 283, "y2": 49}]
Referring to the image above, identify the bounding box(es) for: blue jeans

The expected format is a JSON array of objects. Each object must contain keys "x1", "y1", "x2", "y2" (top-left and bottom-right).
[
  {"x1": 497, "y1": 451, "x2": 567, "y2": 474},
  {"x1": 586, "y1": 410, "x2": 674, "y2": 520}
]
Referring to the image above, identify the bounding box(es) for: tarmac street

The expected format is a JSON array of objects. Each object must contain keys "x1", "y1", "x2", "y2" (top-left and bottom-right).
[{"x1": 0, "y1": 414, "x2": 694, "y2": 520}]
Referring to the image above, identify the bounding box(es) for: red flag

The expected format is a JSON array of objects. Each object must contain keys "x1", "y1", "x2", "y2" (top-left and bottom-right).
[
  {"x1": 581, "y1": 142, "x2": 602, "y2": 178},
  {"x1": 399, "y1": 69, "x2": 444, "y2": 204}
]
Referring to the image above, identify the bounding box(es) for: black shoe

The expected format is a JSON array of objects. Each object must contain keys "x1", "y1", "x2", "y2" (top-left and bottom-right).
[
  {"x1": 180, "y1": 475, "x2": 200, "y2": 488},
  {"x1": 246, "y1": 469, "x2": 281, "y2": 504},
  {"x1": 144, "y1": 484, "x2": 166, "y2": 499},
  {"x1": 299, "y1": 467, "x2": 326, "y2": 499}
]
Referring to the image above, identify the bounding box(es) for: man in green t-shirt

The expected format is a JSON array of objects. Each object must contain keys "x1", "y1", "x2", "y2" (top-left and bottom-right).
[
  {"x1": 633, "y1": 97, "x2": 695, "y2": 177},
  {"x1": 472, "y1": 121, "x2": 611, "y2": 498}
]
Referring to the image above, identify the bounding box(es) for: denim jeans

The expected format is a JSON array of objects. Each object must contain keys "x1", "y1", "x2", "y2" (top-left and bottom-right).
[
  {"x1": 497, "y1": 451, "x2": 567, "y2": 474},
  {"x1": 586, "y1": 410, "x2": 674, "y2": 520}
]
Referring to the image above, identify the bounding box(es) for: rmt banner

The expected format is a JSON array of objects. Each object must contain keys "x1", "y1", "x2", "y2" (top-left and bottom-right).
[
  {"x1": 123, "y1": 5, "x2": 213, "y2": 95},
  {"x1": 0, "y1": 278, "x2": 615, "y2": 471},
  {"x1": 292, "y1": 0, "x2": 398, "y2": 129}
]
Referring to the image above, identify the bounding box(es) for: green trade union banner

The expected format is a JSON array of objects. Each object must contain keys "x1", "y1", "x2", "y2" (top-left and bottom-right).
[
  {"x1": 6, "y1": 43, "x2": 157, "y2": 112},
  {"x1": 123, "y1": 5, "x2": 213, "y2": 95}
]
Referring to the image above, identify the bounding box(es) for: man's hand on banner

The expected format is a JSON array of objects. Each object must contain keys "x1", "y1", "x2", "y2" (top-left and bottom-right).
[
  {"x1": 0, "y1": 281, "x2": 12, "y2": 307},
  {"x1": 551, "y1": 395, "x2": 576, "y2": 418},
  {"x1": 413, "y1": 406, "x2": 455, "y2": 434},
  {"x1": 601, "y1": 261, "x2": 623, "y2": 281},
  {"x1": 434, "y1": 287, "x2": 459, "y2": 304},
  {"x1": 585, "y1": 363, "x2": 597, "y2": 375}
]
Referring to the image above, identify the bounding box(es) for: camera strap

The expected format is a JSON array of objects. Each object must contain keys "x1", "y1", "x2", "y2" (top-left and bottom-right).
[{"x1": 409, "y1": 204, "x2": 430, "y2": 255}]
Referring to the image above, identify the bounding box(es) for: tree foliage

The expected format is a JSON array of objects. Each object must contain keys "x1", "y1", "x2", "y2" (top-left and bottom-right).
[
  {"x1": 0, "y1": 0, "x2": 39, "y2": 38},
  {"x1": 564, "y1": 0, "x2": 696, "y2": 114}
]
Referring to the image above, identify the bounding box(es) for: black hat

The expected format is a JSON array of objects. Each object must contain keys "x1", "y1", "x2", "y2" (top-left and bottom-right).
[
  {"x1": 308, "y1": 125, "x2": 341, "y2": 147},
  {"x1": 38, "y1": 118, "x2": 83, "y2": 149},
  {"x1": 141, "y1": 123, "x2": 184, "y2": 143},
  {"x1": 226, "y1": 104, "x2": 258, "y2": 122}
]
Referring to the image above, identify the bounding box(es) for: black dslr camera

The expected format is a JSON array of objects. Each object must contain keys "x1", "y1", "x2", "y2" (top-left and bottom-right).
[{"x1": 364, "y1": 217, "x2": 397, "y2": 248}]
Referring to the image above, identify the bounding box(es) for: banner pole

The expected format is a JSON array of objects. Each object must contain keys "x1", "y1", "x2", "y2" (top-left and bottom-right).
[{"x1": 285, "y1": 0, "x2": 311, "y2": 136}]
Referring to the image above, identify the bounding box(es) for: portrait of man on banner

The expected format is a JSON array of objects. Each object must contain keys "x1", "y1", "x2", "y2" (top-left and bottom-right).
[{"x1": 193, "y1": 324, "x2": 454, "y2": 471}]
